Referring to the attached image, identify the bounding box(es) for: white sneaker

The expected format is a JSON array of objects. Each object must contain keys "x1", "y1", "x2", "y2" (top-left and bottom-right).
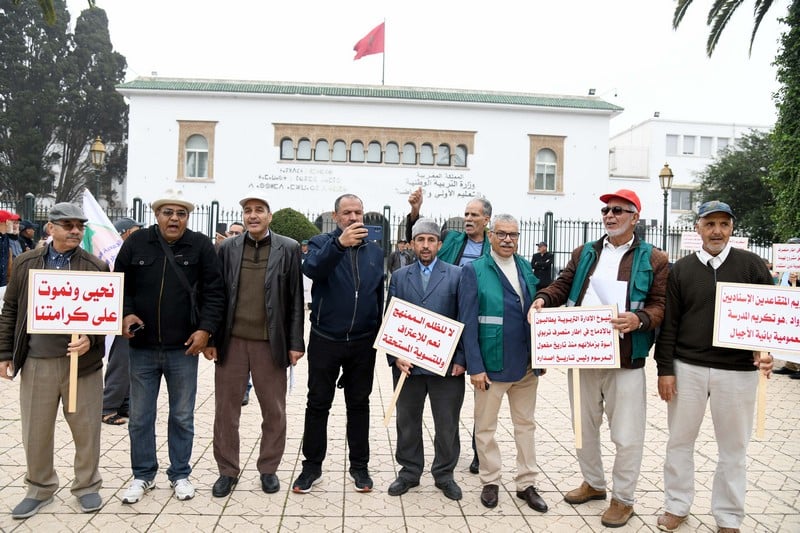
[
  {"x1": 122, "y1": 479, "x2": 156, "y2": 504},
  {"x1": 171, "y1": 478, "x2": 195, "y2": 501}
]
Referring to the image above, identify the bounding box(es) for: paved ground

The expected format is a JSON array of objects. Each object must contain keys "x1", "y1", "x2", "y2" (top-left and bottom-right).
[{"x1": 0, "y1": 320, "x2": 798, "y2": 532}]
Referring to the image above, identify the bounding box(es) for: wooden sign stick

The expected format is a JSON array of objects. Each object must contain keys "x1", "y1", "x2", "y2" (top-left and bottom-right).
[
  {"x1": 68, "y1": 333, "x2": 79, "y2": 413},
  {"x1": 756, "y1": 351, "x2": 768, "y2": 439},
  {"x1": 573, "y1": 368, "x2": 582, "y2": 449},
  {"x1": 383, "y1": 372, "x2": 407, "y2": 427}
]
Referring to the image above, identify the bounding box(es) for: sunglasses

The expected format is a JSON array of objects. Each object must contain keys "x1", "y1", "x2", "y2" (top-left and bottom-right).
[
  {"x1": 159, "y1": 208, "x2": 189, "y2": 219},
  {"x1": 52, "y1": 221, "x2": 85, "y2": 231},
  {"x1": 601, "y1": 206, "x2": 636, "y2": 216}
]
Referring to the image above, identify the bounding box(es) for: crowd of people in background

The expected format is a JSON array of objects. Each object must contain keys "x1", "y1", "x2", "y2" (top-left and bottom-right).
[{"x1": 0, "y1": 188, "x2": 787, "y2": 533}]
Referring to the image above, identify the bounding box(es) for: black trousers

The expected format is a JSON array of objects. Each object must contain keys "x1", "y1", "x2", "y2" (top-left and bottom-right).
[{"x1": 301, "y1": 332, "x2": 376, "y2": 474}]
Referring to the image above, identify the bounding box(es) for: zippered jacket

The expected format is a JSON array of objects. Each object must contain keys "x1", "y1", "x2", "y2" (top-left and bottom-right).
[
  {"x1": 302, "y1": 227, "x2": 384, "y2": 342},
  {"x1": 114, "y1": 225, "x2": 225, "y2": 350}
]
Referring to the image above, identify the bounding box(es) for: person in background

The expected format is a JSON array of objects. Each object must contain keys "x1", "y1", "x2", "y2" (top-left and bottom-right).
[
  {"x1": 530, "y1": 241, "x2": 554, "y2": 291},
  {"x1": 388, "y1": 239, "x2": 412, "y2": 274},
  {"x1": 101, "y1": 217, "x2": 143, "y2": 426},
  {"x1": 655, "y1": 201, "x2": 774, "y2": 533},
  {"x1": 0, "y1": 203, "x2": 109, "y2": 518},
  {"x1": 18, "y1": 220, "x2": 38, "y2": 253},
  {"x1": 774, "y1": 238, "x2": 800, "y2": 378}
]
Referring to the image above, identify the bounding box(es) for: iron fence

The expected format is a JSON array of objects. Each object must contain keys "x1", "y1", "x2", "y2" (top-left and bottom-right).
[{"x1": 15, "y1": 201, "x2": 773, "y2": 268}]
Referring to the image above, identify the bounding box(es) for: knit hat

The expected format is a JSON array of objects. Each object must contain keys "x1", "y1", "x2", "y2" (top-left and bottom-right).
[{"x1": 411, "y1": 218, "x2": 441, "y2": 239}]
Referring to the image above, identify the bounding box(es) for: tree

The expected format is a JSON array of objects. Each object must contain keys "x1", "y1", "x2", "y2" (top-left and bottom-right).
[
  {"x1": 0, "y1": 0, "x2": 71, "y2": 204},
  {"x1": 673, "y1": 0, "x2": 778, "y2": 56},
  {"x1": 11, "y1": 0, "x2": 95, "y2": 26},
  {"x1": 770, "y1": 1, "x2": 800, "y2": 240},
  {"x1": 270, "y1": 208, "x2": 321, "y2": 243},
  {"x1": 695, "y1": 130, "x2": 777, "y2": 245},
  {"x1": 53, "y1": 5, "x2": 127, "y2": 203}
]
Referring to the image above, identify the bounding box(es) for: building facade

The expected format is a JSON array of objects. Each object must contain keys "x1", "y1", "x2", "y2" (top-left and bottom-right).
[{"x1": 117, "y1": 78, "x2": 624, "y2": 221}]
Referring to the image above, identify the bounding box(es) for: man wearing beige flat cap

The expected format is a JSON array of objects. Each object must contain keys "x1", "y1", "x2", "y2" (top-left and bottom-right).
[{"x1": 114, "y1": 190, "x2": 225, "y2": 505}]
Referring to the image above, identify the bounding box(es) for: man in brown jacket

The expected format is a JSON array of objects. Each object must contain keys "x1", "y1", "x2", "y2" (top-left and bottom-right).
[
  {"x1": 530, "y1": 189, "x2": 668, "y2": 528},
  {"x1": 0, "y1": 203, "x2": 109, "y2": 519}
]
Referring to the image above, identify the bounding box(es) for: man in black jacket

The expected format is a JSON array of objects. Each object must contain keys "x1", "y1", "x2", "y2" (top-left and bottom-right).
[
  {"x1": 292, "y1": 194, "x2": 384, "y2": 494},
  {"x1": 114, "y1": 191, "x2": 224, "y2": 505},
  {"x1": 207, "y1": 193, "x2": 305, "y2": 498}
]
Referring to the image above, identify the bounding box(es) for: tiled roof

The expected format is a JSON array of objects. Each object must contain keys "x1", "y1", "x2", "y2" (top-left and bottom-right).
[{"x1": 117, "y1": 78, "x2": 623, "y2": 112}]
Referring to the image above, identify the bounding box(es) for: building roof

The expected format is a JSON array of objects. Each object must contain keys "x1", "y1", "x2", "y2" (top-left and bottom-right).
[{"x1": 117, "y1": 77, "x2": 623, "y2": 113}]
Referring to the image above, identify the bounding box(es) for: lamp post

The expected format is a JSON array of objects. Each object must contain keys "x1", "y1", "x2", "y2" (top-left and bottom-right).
[
  {"x1": 89, "y1": 136, "x2": 106, "y2": 198},
  {"x1": 658, "y1": 163, "x2": 674, "y2": 252}
]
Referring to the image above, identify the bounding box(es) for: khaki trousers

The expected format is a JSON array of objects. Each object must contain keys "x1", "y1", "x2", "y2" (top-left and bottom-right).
[
  {"x1": 20, "y1": 357, "x2": 103, "y2": 499},
  {"x1": 474, "y1": 369, "x2": 540, "y2": 490}
]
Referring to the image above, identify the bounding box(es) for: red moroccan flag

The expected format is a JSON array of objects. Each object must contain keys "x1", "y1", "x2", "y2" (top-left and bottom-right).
[{"x1": 353, "y1": 22, "x2": 385, "y2": 60}]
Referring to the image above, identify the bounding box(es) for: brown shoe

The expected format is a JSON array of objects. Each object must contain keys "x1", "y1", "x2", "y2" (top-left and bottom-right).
[
  {"x1": 563, "y1": 481, "x2": 607, "y2": 505},
  {"x1": 657, "y1": 512, "x2": 688, "y2": 531},
  {"x1": 480, "y1": 484, "x2": 499, "y2": 508},
  {"x1": 601, "y1": 498, "x2": 634, "y2": 528}
]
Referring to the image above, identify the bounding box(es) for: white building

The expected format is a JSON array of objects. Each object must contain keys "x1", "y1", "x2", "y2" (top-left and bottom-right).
[
  {"x1": 609, "y1": 118, "x2": 771, "y2": 225},
  {"x1": 117, "y1": 77, "x2": 626, "y2": 220}
]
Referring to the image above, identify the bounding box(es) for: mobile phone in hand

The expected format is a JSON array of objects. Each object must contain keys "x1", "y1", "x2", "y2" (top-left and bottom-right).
[{"x1": 128, "y1": 323, "x2": 145, "y2": 335}]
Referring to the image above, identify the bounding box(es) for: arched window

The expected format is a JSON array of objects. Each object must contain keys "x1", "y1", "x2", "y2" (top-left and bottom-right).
[
  {"x1": 535, "y1": 148, "x2": 557, "y2": 191},
  {"x1": 385, "y1": 142, "x2": 400, "y2": 164},
  {"x1": 454, "y1": 145, "x2": 468, "y2": 167},
  {"x1": 420, "y1": 143, "x2": 434, "y2": 165},
  {"x1": 185, "y1": 134, "x2": 208, "y2": 178},
  {"x1": 437, "y1": 144, "x2": 451, "y2": 166},
  {"x1": 332, "y1": 140, "x2": 347, "y2": 162},
  {"x1": 350, "y1": 141, "x2": 364, "y2": 162},
  {"x1": 280, "y1": 138, "x2": 294, "y2": 160},
  {"x1": 402, "y1": 143, "x2": 417, "y2": 164},
  {"x1": 297, "y1": 139, "x2": 311, "y2": 160},
  {"x1": 367, "y1": 141, "x2": 382, "y2": 163},
  {"x1": 314, "y1": 139, "x2": 330, "y2": 161}
]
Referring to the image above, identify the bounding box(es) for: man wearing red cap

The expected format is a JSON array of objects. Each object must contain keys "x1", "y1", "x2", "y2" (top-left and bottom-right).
[
  {"x1": 530, "y1": 189, "x2": 669, "y2": 528},
  {"x1": 0, "y1": 210, "x2": 20, "y2": 289}
]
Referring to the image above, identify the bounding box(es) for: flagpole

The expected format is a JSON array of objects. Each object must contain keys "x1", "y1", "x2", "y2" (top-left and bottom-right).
[{"x1": 381, "y1": 18, "x2": 386, "y2": 85}]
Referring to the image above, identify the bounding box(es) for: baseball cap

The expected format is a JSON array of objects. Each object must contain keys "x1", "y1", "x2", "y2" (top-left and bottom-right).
[
  {"x1": 697, "y1": 200, "x2": 735, "y2": 219},
  {"x1": 599, "y1": 189, "x2": 641, "y2": 213},
  {"x1": 239, "y1": 193, "x2": 271, "y2": 210},
  {"x1": 19, "y1": 220, "x2": 39, "y2": 231},
  {"x1": 536, "y1": 241, "x2": 547, "y2": 247}
]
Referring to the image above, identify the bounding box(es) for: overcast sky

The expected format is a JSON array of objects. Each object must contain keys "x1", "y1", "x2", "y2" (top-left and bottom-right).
[{"x1": 68, "y1": 0, "x2": 789, "y2": 134}]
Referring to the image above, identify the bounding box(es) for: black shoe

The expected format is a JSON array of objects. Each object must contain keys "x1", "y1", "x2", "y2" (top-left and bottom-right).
[
  {"x1": 774, "y1": 366, "x2": 800, "y2": 376},
  {"x1": 242, "y1": 390, "x2": 250, "y2": 406},
  {"x1": 261, "y1": 473, "x2": 280, "y2": 494},
  {"x1": 212, "y1": 475, "x2": 237, "y2": 497},
  {"x1": 790, "y1": 372, "x2": 800, "y2": 380},
  {"x1": 469, "y1": 454, "x2": 480, "y2": 474},
  {"x1": 388, "y1": 477, "x2": 419, "y2": 496},
  {"x1": 516, "y1": 486, "x2": 548, "y2": 513},
  {"x1": 480, "y1": 484, "x2": 499, "y2": 508},
  {"x1": 292, "y1": 471, "x2": 321, "y2": 494},
  {"x1": 350, "y1": 469, "x2": 373, "y2": 492},
  {"x1": 434, "y1": 479, "x2": 462, "y2": 501}
]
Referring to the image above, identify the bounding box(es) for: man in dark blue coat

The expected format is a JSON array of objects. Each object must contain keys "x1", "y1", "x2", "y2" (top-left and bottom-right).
[
  {"x1": 292, "y1": 194, "x2": 384, "y2": 494},
  {"x1": 386, "y1": 218, "x2": 465, "y2": 501}
]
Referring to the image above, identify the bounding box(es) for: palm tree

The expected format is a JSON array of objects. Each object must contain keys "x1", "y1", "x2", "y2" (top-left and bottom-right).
[{"x1": 673, "y1": 0, "x2": 776, "y2": 56}]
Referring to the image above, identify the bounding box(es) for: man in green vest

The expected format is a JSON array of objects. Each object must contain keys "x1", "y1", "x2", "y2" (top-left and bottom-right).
[
  {"x1": 405, "y1": 186, "x2": 491, "y2": 266},
  {"x1": 530, "y1": 189, "x2": 669, "y2": 528},
  {"x1": 405, "y1": 186, "x2": 492, "y2": 473}
]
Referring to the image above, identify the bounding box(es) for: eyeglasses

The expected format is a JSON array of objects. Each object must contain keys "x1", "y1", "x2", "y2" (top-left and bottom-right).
[
  {"x1": 159, "y1": 208, "x2": 189, "y2": 219},
  {"x1": 601, "y1": 206, "x2": 636, "y2": 216},
  {"x1": 52, "y1": 221, "x2": 85, "y2": 231},
  {"x1": 492, "y1": 231, "x2": 520, "y2": 241}
]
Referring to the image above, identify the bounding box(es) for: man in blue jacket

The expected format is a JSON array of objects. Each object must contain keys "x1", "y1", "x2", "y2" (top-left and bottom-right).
[
  {"x1": 292, "y1": 194, "x2": 384, "y2": 494},
  {"x1": 386, "y1": 218, "x2": 465, "y2": 501},
  {"x1": 459, "y1": 214, "x2": 547, "y2": 513}
]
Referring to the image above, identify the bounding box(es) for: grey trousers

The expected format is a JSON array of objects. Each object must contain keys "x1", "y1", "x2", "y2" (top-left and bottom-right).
[{"x1": 102, "y1": 335, "x2": 130, "y2": 416}]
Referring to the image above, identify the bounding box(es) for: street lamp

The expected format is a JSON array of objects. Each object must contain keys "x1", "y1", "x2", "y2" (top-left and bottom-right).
[
  {"x1": 89, "y1": 136, "x2": 106, "y2": 198},
  {"x1": 658, "y1": 163, "x2": 674, "y2": 251}
]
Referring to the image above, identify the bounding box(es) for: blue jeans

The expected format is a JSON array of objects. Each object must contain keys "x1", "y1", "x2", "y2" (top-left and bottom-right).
[{"x1": 128, "y1": 347, "x2": 198, "y2": 482}]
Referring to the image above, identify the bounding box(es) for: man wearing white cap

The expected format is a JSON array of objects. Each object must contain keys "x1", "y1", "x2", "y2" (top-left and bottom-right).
[
  {"x1": 531, "y1": 189, "x2": 669, "y2": 528},
  {"x1": 115, "y1": 191, "x2": 225, "y2": 504},
  {"x1": 207, "y1": 193, "x2": 305, "y2": 498}
]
